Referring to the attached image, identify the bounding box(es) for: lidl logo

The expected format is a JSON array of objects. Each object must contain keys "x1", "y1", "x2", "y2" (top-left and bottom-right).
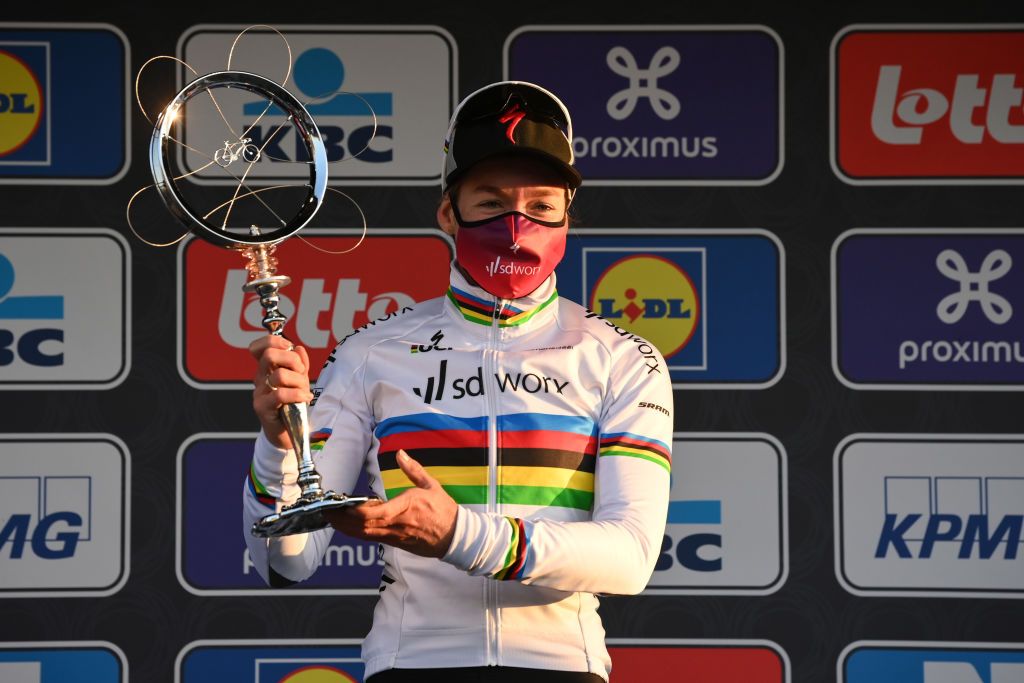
[
  {"x1": 591, "y1": 254, "x2": 700, "y2": 363},
  {"x1": 556, "y1": 230, "x2": 783, "y2": 387},
  {"x1": 177, "y1": 641, "x2": 364, "y2": 683},
  {"x1": 0, "y1": 46, "x2": 46, "y2": 161},
  {"x1": 0, "y1": 24, "x2": 128, "y2": 184}
]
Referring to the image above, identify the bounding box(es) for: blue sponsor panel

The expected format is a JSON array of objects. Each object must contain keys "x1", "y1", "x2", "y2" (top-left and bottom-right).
[
  {"x1": 842, "y1": 643, "x2": 1024, "y2": 683},
  {"x1": 180, "y1": 643, "x2": 363, "y2": 683},
  {"x1": 180, "y1": 437, "x2": 381, "y2": 591},
  {"x1": 834, "y1": 230, "x2": 1024, "y2": 388},
  {"x1": 0, "y1": 25, "x2": 127, "y2": 182},
  {"x1": 0, "y1": 646, "x2": 123, "y2": 682},
  {"x1": 506, "y1": 27, "x2": 781, "y2": 183},
  {"x1": 556, "y1": 231, "x2": 782, "y2": 386}
]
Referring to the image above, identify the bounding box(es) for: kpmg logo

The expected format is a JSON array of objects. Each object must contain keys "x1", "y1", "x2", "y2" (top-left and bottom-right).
[
  {"x1": 833, "y1": 229, "x2": 1024, "y2": 389},
  {"x1": 607, "y1": 639, "x2": 789, "y2": 682},
  {"x1": 835, "y1": 434, "x2": 1024, "y2": 598},
  {"x1": 0, "y1": 24, "x2": 128, "y2": 184},
  {"x1": 0, "y1": 643, "x2": 127, "y2": 683},
  {"x1": 179, "y1": 230, "x2": 452, "y2": 388},
  {"x1": 831, "y1": 25, "x2": 1024, "y2": 184},
  {"x1": 505, "y1": 26, "x2": 783, "y2": 185},
  {"x1": 647, "y1": 434, "x2": 787, "y2": 594},
  {"x1": 840, "y1": 641, "x2": 1024, "y2": 683},
  {"x1": 176, "y1": 640, "x2": 364, "y2": 683},
  {"x1": 0, "y1": 435, "x2": 129, "y2": 597},
  {"x1": 178, "y1": 435, "x2": 381, "y2": 595},
  {"x1": 412, "y1": 359, "x2": 569, "y2": 404},
  {"x1": 0, "y1": 230, "x2": 130, "y2": 390},
  {"x1": 178, "y1": 25, "x2": 455, "y2": 185},
  {"x1": 556, "y1": 229, "x2": 784, "y2": 388}
]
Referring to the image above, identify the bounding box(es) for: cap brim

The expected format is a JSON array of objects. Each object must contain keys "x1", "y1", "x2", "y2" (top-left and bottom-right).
[{"x1": 446, "y1": 148, "x2": 582, "y2": 191}]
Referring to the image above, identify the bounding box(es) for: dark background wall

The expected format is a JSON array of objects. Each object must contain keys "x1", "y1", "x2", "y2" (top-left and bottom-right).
[{"x1": 1, "y1": 2, "x2": 1022, "y2": 682}]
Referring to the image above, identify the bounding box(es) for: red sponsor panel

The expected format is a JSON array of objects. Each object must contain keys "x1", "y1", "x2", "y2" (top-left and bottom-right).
[
  {"x1": 609, "y1": 645, "x2": 785, "y2": 682},
  {"x1": 181, "y1": 232, "x2": 453, "y2": 384},
  {"x1": 834, "y1": 28, "x2": 1024, "y2": 180}
]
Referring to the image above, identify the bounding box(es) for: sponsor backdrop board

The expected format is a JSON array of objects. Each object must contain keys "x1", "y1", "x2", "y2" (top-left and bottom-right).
[
  {"x1": 178, "y1": 25, "x2": 456, "y2": 185},
  {"x1": 0, "y1": 229, "x2": 130, "y2": 389},
  {"x1": 0, "y1": 24, "x2": 129, "y2": 184},
  {"x1": 0, "y1": 642, "x2": 127, "y2": 683},
  {"x1": 647, "y1": 434, "x2": 787, "y2": 594},
  {"x1": 0, "y1": 5, "x2": 1021, "y2": 683},
  {"x1": 178, "y1": 230, "x2": 453, "y2": 388},
  {"x1": 505, "y1": 26, "x2": 784, "y2": 185},
  {"x1": 177, "y1": 641, "x2": 364, "y2": 683},
  {"x1": 177, "y1": 434, "x2": 380, "y2": 594},
  {"x1": 0, "y1": 435, "x2": 130, "y2": 597},
  {"x1": 555, "y1": 229, "x2": 784, "y2": 387},
  {"x1": 831, "y1": 25, "x2": 1024, "y2": 184},
  {"x1": 839, "y1": 641, "x2": 1024, "y2": 683},
  {"x1": 832, "y1": 229, "x2": 1024, "y2": 389},
  {"x1": 835, "y1": 434, "x2": 1024, "y2": 598}
]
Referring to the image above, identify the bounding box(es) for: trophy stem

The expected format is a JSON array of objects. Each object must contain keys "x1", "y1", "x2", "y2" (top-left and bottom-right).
[{"x1": 241, "y1": 240, "x2": 371, "y2": 538}]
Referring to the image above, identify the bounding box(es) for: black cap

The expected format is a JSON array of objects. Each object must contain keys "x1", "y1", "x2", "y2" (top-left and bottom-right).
[{"x1": 442, "y1": 81, "x2": 582, "y2": 193}]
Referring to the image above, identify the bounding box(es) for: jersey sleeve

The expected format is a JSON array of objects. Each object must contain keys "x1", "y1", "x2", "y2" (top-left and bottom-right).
[
  {"x1": 441, "y1": 337, "x2": 673, "y2": 595},
  {"x1": 241, "y1": 340, "x2": 375, "y2": 586}
]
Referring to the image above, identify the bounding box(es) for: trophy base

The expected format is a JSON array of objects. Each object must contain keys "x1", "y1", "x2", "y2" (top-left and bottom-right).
[{"x1": 251, "y1": 491, "x2": 373, "y2": 537}]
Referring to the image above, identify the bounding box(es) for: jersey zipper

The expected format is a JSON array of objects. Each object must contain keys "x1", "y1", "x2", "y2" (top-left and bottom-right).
[{"x1": 483, "y1": 297, "x2": 504, "y2": 666}]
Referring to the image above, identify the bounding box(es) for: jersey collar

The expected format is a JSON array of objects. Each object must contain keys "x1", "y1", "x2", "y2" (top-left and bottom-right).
[{"x1": 445, "y1": 261, "x2": 559, "y2": 331}]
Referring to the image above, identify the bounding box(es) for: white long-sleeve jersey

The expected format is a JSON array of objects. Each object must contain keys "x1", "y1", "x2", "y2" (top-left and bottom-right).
[{"x1": 242, "y1": 265, "x2": 673, "y2": 680}]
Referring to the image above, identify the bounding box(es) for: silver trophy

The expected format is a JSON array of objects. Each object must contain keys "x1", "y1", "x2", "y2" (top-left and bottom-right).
[{"x1": 134, "y1": 42, "x2": 371, "y2": 537}]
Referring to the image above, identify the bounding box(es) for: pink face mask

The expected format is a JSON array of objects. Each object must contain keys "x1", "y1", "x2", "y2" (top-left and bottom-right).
[{"x1": 453, "y1": 207, "x2": 568, "y2": 300}]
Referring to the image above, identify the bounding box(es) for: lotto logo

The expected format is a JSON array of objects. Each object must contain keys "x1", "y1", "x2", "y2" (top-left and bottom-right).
[
  {"x1": 832, "y1": 26, "x2": 1024, "y2": 183},
  {"x1": 179, "y1": 230, "x2": 452, "y2": 387}
]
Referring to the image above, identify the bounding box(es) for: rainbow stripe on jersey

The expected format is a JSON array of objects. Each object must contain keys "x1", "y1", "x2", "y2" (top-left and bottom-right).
[
  {"x1": 374, "y1": 412, "x2": 598, "y2": 510},
  {"x1": 446, "y1": 285, "x2": 558, "y2": 327},
  {"x1": 599, "y1": 432, "x2": 672, "y2": 473}
]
